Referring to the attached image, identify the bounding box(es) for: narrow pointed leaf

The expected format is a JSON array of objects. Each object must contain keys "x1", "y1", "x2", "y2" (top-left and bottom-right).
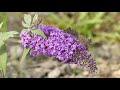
[{"x1": 0, "y1": 22, "x2": 3, "y2": 29}]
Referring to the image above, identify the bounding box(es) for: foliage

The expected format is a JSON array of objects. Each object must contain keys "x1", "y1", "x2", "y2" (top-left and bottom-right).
[
  {"x1": 20, "y1": 13, "x2": 46, "y2": 63},
  {"x1": 43, "y1": 12, "x2": 105, "y2": 37},
  {"x1": 0, "y1": 22, "x2": 19, "y2": 77},
  {"x1": 43, "y1": 12, "x2": 120, "y2": 44}
]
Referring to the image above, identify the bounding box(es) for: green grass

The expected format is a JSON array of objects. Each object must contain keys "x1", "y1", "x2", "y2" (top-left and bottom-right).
[
  {"x1": 42, "y1": 12, "x2": 120, "y2": 44},
  {"x1": 43, "y1": 12, "x2": 106, "y2": 37}
]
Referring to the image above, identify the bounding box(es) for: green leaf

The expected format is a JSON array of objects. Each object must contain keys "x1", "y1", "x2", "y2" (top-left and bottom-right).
[
  {"x1": 20, "y1": 47, "x2": 30, "y2": 64},
  {"x1": 31, "y1": 29, "x2": 46, "y2": 37},
  {"x1": 0, "y1": 40, "x2": 4, "y2": 48},
  {"x1": 33, "y1": 13, "x2": 38, "y2": 23},
  {"x1": 24, "y1": 14, "x2": 32, "y2": 25},
  {"x1": 0, "y1": 31, "x2": 19, "y2": 41},
  {"x1": 0, "y1": 22, "x2": 3, "y2": 29},
  {"x1": 0, "y1": 42, "x2": 7, "y2": 77},
  {"x1": 22, "y1": 21, "x2": 31, "y2": 28}
]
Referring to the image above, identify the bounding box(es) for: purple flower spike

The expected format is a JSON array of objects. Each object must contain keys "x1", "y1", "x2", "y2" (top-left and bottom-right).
[{"x1": 20, "y1": 24, "x2": 98, "y2": 74}]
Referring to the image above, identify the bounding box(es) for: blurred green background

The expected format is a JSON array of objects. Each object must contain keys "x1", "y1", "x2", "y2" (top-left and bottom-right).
[
  {"x1": 0, "y1": 12, "x2": 7, "y2": 32},
  {"x1": 1, "y1": 12, "x2": 120, "y2": 78}
]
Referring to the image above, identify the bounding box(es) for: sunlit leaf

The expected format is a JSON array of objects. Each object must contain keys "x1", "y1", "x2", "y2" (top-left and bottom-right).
[
  {"x1": 24, "y1": 14, "x2": 32, "y2": 25},
  {"x1": 20, "y1": 47, "x2": 30, "y2": 64},
  {"x1": 0, "y1": 31, "x2": 19, "y2": 41},
  {"x1": 0, "y1": 22, "x2": 3, "y2": 29},
  {"x1": 22, "y1": 21, "x2": 31, "y2": 28},
  {"x1": 31, "y1": 29, "x2": 46, "y2": 37}
]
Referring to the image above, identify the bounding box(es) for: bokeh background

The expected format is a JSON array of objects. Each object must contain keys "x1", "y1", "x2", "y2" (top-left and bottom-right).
[{"x1": 1, "y1": 12, "x2": 120, "y2": 78}]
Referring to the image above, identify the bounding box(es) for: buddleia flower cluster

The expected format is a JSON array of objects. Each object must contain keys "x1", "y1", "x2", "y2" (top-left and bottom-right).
[{"x1": 20, "y1": 24, "x2": 97, "y2": 74}]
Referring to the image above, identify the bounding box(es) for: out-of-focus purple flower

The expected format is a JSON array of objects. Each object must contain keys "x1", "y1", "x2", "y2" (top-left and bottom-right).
[{"x1": 20, "y1": 24, "x2": 97, "y2": 74}]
